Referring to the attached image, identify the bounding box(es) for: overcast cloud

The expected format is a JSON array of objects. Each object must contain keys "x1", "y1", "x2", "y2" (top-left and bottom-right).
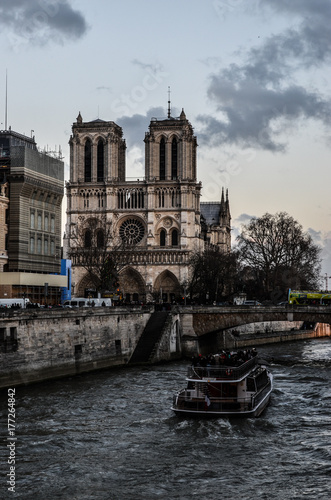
[
  {"x1": 117, "y1": 106, "x2": 178, "y2": 149},
  {"x1": 197, "y1": 0, "x2": 331, "y2": 151},
  {"x1": 0, "y1": 0, "x2": 88, "y2": 46}
]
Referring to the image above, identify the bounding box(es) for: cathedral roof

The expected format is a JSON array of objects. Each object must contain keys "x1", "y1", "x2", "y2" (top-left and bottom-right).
[{"x1": 200, "y1": 202, "x2": 222, "y2": 225}]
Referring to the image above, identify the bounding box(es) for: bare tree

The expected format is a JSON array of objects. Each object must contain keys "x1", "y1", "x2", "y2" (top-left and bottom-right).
[
  {"x1": 236, "y1": 212, "x2": 321, "y2": 300},
  {"x1": 187, "y1": 247, "x2": 240, "y2": 303},
  {"x1": 68, "y1": 216, "x2": 124, "y2": 294}
]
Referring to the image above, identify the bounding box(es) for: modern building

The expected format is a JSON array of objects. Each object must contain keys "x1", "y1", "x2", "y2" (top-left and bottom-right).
[
  {"x1": 0, "y1": 128, "x2": 66, "y2": 304},
  {"x1": 63, "y1": 107, "x2": 231, "y2": 303}
]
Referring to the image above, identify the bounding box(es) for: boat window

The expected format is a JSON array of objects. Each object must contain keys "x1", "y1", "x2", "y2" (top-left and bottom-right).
[
  {"x1": 246, "y1": 377, "x2": 256, "y2": 392},
  {"x1": 209, "y1": 383, "x2": 237, "y2": 398},
  {"x1": 256, "y1": 371, "x2": 268, "y2": 391}
]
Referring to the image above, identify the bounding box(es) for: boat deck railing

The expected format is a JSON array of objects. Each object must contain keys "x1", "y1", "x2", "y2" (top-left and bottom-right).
[
  {"x1": 173, "y1": 379, "x2": 272, "y2": 413},
  {"x1": 188, "y1": 356, "x2": 258, "y2": 381}
]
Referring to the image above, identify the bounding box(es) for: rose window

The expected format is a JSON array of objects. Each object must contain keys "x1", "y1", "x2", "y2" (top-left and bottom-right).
[{"x1": 119, "y1": 218, "x2": 145, "y2": 245}]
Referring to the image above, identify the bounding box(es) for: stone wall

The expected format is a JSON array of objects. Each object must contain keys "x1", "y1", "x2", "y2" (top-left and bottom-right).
[{"x1": 0, "y1": 307, "x2": 153, "y2": 388}]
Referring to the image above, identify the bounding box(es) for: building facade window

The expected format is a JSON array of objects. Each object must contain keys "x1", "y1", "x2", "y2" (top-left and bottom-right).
[
  {"x1": 97, "y1": 139, "x2": 104, "y2": 182},
  {"x1": 97, "y1": 230, "x2": 104, "y2": 248},
  {"x1": 171, "y1": 229, "x2": 178, "y2": 246},
  {"x1": 44, "y1": 238, "x2": 48, "y2": 255},
  {"x1": 37, "y1": 237, "x2": 42, "y2": 254},
  {"x1": 37, "y1": 213, "x2": 42, "y2": 230},
  {"x1": 159, "y1": 137, "x2": 165, "y2": 180},
  {"x1": 50, "y1": 240, "x2": 55, "y2": 255},
  {"x1": 44, "y1": 214, "x2": 49, "y2": 232},
  {"x1": 51, "y1": 216, "x2": 55, "y2": 232},
  {"x1": 30, "y1": 236, "x2": 35, "y2": 253},
  {"x1": 84, "y1": 139, "x2": 92, "y2": 182},
  {"x1": 84, "y1": 230, "x2": 92, "y2": 248},
  {"x1": 30, "y1": 211, "x2": 35, "y2": 229},
  {"x1": 160, "y1": 229, "x2": 166, "y2": 247},
  {"x1": 171, "y1": 137, "x2": 178, "y2": 179},
  {"x1": 158, "y1": 189, "x2": 165, "y2": 208}
]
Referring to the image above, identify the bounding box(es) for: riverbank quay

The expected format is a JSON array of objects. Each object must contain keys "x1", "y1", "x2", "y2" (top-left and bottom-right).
[
  {"x1": 0, "y1": 305, "x2": 330, "y2": 388},
  {"x1": 0, "y1": 305, "x2": 181, "y2": 389},
  {"x1": 228, "y1": 322, "x2": 331, "y2": 349}
]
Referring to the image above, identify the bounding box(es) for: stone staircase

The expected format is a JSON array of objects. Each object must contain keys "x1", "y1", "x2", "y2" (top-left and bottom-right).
[{"x1": 129, "y1": 311, "x2": 169, "y2": 364}]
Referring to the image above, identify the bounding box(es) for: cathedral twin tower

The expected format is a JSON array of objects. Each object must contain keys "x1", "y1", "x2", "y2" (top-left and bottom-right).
[{"x1": 63, "y1": 108, "x2": 231, "y2": 303}]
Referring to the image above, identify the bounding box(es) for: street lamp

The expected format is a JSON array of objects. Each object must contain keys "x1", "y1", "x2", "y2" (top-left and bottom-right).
[{"x1": 321, "y1": 273, "x2": 331, "y2": 290}]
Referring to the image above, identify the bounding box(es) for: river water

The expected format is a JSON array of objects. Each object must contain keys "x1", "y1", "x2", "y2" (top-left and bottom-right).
[{"x1": 1, "y1": 338, "x2": 330, "y2": 500}]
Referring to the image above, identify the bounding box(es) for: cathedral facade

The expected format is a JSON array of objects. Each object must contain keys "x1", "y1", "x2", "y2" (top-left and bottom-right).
[{"x1": 63, "y1": 108, "x2": 231, "y2": 303}]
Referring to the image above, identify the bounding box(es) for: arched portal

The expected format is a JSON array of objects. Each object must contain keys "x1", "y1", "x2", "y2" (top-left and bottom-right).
[
  {"x1": 76, "y1": 273, "x2": 99, "y2": 298},
  {"x1": 119, "y1": 266, "x2": 146, "y2": 304},
  {"x1": 154, "y1": 270, "x2": 181, "y2": 304}
]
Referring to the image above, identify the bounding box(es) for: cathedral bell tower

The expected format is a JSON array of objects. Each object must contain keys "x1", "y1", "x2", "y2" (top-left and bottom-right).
[{"x1": 144, "y1": 108, "x2": 197, "y2": 182}]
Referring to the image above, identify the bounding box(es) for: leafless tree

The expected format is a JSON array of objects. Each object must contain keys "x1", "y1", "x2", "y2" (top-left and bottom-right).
[
  {"x1": 236, "y1": 212, "x2": 321, "y2": 300},
  {"x1": 187, "y1": 246, "x2": 241, "y2": 303},
  {"x1": 68, "y1": 216, "x2": 127, "y2": 294}
]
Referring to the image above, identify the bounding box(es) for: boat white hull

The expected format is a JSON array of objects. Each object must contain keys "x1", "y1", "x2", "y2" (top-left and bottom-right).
[
  {"x1": 172, "y1": 371, "x2": 273, "y2": 418},
  {"x1": 171, "y1": 388, "x2": 272, "y2": 418}
]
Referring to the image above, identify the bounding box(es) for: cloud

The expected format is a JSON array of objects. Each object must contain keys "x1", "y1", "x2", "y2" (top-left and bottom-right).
[
  {"x1": 235, "y1": 213, "x2": 256, "y2": 224},
  {"x1": 0, "y1": 0, "x2": 88, "y2": 47},
  {"x1": 197, "y1": 1, "x2": 331, "y2": 152},
  {"x1": 96, "y1": 86, "x2": 112, "y2": 94},
  {"x1": 131, "y1": 59, "x2": 165, "y2": 75},
  {"x1": 117, "y1": 106, "x2": 177, "y2": 149}
]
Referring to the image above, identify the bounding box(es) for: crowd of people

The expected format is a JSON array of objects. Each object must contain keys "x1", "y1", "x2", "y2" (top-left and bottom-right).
[{"x1": 191, "y1": 348, "x2": 258, "y2": 368}]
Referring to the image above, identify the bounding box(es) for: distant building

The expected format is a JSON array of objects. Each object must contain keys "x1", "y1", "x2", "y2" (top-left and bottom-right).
[
  {"x1": 0, "y1": 128, "x2": 66, "y2": 304},
  {"x1": 63, "y1": 108, "x2": 231, "y2": 303}
]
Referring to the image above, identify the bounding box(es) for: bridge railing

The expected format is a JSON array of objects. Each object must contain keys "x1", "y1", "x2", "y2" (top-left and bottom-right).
[{"x1": 188, "y1": 356, "x2": 258, "y2": 380}]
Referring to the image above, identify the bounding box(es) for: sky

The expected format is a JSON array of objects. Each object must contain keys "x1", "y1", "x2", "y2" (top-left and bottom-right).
[{"x1": 1, "y1": 0, "x2": 331, "y2": 284}]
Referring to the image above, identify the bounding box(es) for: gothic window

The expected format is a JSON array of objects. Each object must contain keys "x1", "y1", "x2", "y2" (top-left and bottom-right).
[
  {"x1": 37, "y1": 213, "x2": 42, "y2": 230},
  {"x1": 119, "y1": 218, "x2": 145, "y2": 245},
  {"x1": 84, "y1": 230, "x2": 92, "y2": 248},
  {"x1": 97, "y1": 230, "x2": 104, "y2": 248},
  {"x1": 30, "y1": 211, "x2": 35, "y2": 229},
  {"x1": 97, "y1": 139, "x2": 104, "y2": 182},
  {"x1": 51, "y1": 216, "x2": 55, "y2": 233},
  {"x1": 171, "y1": 188, "x2": 180, "y2": 207},
  {"x1": 171, "y1": 137, "x2": 178, "y2": 179},
  {"x1": 118, "y1": 191, "x2": 123, "y2": 209},
  {"x1": 171, "y1": 229, "x2": 178, "y2": 246},
  {"x1": 30, "y1": 236, "x2": 35, "y2": 253},
  {"x1": 44, "y1": 214, "x2": 49, "y2": 232},
  {"x1": 160, "y1": 229, "x2": 166, "y2": 247},
  {"x1": 44, "y1": 238, "x2": 49, "y2": 255},
  {"x1": 120, "y1": 188, "x2": 145, "y2": 209},
  {"x1": 158, "y1": 189, "x2": 165, "y2": 208},
  {"x1": 84, "y1": 139, "x2": 92, "y2": 182},
  {"x1": 50, "y1": 240, "x2": 55, "y2": 255},
  {"x1": 160, "y1": 137, "x2": 165, "y2": 180},
  {"x1": 37, "y1": 237, "x2": 42, "y2": 254}
]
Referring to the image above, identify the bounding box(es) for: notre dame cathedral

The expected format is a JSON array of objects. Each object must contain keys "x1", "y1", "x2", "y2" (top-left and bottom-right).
[{"x1": 63, "y1": 106, "x2": 231, "y2": 303}]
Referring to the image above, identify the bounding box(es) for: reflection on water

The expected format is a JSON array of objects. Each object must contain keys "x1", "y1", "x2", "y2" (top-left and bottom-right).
[{"x1": 1, "y1": 338, "x2": 330, "y2": 500}]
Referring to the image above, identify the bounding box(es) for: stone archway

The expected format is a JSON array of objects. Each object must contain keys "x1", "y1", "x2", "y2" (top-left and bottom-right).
[
  {"x1": 76, "y1": 273, "x2": 98, "y2": 298},
  {"x1": 119, "y1": 266, "x2": 146, "y2": 304},
  {"x1": 154, "y1": 270, "x2": 181, "y2": 304}
]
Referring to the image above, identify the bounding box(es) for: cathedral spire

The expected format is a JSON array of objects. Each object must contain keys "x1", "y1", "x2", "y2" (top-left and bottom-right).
[
  {"x1": 221, "y1": 187, "x2": 225, "y2": 206},
  {"x1": 167, "y1": 86, "x2": 171, "y2": 119}
]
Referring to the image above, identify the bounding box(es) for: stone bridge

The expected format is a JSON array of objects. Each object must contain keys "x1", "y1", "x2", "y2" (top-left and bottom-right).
[{"x1": 178, "y1": 305, "x2": 331, "y2": 337}]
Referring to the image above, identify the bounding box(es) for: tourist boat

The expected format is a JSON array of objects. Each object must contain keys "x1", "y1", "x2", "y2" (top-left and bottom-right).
[{"x1": 171, "y1": 351, "x2": 273, "y2": 417}]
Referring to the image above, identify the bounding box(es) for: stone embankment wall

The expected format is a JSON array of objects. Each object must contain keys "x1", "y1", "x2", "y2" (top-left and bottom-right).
[
  {"x1": 1, "y1": 306, "x2": 330, "y2": 388},
  {"x1": 0, "y1": 307, "x2": 154, "y2": 388},
  {"x1": 225, "y1": 322, "x2": 331, "y2": 350}
]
